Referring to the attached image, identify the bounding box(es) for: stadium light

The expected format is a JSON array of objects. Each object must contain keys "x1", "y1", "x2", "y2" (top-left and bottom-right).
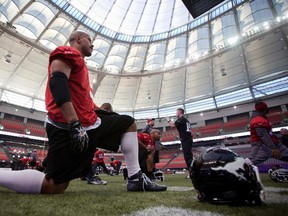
[
  {"x1": 227, "y1": 36, "x2": 239, "y2": 45},
  {"x1": 253, "y1": 26, "x2": 259, "y2": 32},
  {"x1": 263, "y1": 22, "x2": 270, "y2": 30},
  {"x1": 193, "y1": 54, "x2": 199, "y2": 60},
  {"x1": 202, "y1": 51, "x2": 208, "y2": 56}
]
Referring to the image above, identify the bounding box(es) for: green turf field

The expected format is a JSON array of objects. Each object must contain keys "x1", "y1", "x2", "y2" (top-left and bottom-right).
[{"x1": 0, "y1": 174, "x2": 287, "y2": 216}]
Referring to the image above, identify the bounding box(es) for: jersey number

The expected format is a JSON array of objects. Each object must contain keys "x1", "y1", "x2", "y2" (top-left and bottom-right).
[{"x1": 186, "y1": 122, "x2": 191, "y2": 132}]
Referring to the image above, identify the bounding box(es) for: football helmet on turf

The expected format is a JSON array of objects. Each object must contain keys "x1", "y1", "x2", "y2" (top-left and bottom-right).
[
  {"x1": 154, "y1": 170, "x2": 165, "y2": 181},
  {"x1": 268, "y1": 165, "x2": 288, "y2": 182},
  {"x1": 190, "y1": 147, "x2": 265, "y2": 205}
]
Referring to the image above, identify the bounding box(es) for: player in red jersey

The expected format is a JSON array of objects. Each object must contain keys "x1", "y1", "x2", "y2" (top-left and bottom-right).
[
  {"x1": 19, "y1": 157, "x2": 31, "y2": 170},
  {"x1": 250, "y1": 102, "x2": 288, "y2": 164},
  {"x1": 0, "y1": 30, "x2": 166, "y2": 193},
  {"x1": 110, "y1": 159, "x2": 122, "y2": 175},
  {"x1": 138, "y1": 129, "x2": 161, "y2": 180},
  {"x1": 92, "y1": 149, "x2": 110, "y2": 175}
]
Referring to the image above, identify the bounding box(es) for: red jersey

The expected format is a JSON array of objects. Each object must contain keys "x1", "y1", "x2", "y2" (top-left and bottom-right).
[
  {"x1": 93, "y1": 150, "x2": 105, "y2": 164},
  {"x1": 137, "y1": 133, "x2": 154, "y2": 146},
  {"x1": 20, "y1": 157, "x2": 30, "y2": 165},
  {"x1": 110, "y1": 160, "x2": 121, "y2": 167},
  {"x1": 45, "y1": 46, "x2": 97, "y2": 127},
  {"x1": 250, "y1": 115, "x2": 278, "y2": 144}
]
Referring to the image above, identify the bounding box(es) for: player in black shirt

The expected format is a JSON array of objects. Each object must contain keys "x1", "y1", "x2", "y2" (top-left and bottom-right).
[{"x1": 167, "y1": 108, "x2": 193, "y2": 169}]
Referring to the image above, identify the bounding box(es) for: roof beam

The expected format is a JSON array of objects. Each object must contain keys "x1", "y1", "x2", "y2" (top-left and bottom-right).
[
  {"x1": 150, "y1": 0, "x2": 162, "y2": 34},
  {"x1": 208, "y1": 18, "x2": 218, "y2": 111},
  {"x1": 231, "y1": 1, "x2": 255, "y2": 101},
  {"x1": 9, "y1": 0, "x2": 34, "y2": 24},
  {"x1": 117, "y1": 0, "x2": 133, "y2": 33},
  {"x1": 133, "y1": 0, "x2": 148, "y2": 35},
  {"x1": 132, "y1": 77, "x2": 142, "y2": 111}
]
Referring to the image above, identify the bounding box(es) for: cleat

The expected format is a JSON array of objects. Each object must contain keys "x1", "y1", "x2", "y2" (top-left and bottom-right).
[
  {"x1": 88, "y1": 179, "x2": 107, "y2": 185},
  {"x1": 127, "y1": 171, "x2": 167, "y2": 192},
  {"x1": 87, "y1": 176, "x2": 107, "y2": 185}
]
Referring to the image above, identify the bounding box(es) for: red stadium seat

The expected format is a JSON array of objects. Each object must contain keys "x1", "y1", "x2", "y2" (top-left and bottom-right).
[
  {"x1": 200, "y1": 122, "x2": 222, "y2": 137},
  {"x1": 0, "y1": 148, "x2": 9, "y2": 160},
  {"x1": 0, "y1": 119, "x2": 25, "y2": 133},
  {"x1": 222, "y1": 117, "x2": 249, "y2": 133},
  {"x1": 267, "y1": 111, "x2": 283, "y2": 125},
  {"x1": 25, "y1": 123, "x2": 46, "y2": 137}
]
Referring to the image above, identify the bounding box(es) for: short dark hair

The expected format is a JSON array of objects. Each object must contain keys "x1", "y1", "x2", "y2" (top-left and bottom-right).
[{"x1": 177, "y1": 108, "x2": 184, "y2": 114}]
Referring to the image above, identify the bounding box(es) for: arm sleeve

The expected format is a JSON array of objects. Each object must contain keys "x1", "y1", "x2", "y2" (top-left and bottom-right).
[
  {"x1": 49, "y1": 72, "x2": 71, "y2": 107},
  {"x1": 255, "y1": 127, "x2": 277, "y2": 149}
]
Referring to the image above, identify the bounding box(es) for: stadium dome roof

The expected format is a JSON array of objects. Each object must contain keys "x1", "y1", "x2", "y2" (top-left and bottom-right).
[
  {"x1": 0, "y1": 0, "x2": 288, "y2": 119},
  {"x1": 66, "y1": 0, "x2": 194, "y2": 36}
]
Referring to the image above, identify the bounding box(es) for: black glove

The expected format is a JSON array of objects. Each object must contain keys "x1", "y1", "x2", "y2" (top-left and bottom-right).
[{"x1": 69, "y1": 121, "x2": 89, "y2": 152}]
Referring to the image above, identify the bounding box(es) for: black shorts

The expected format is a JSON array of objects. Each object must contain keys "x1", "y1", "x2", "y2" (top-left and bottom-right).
[
  {"x1": 45, "y1": 113, "x2": 134, "y2": 184},
  {"x1": 29, "y1": 160, "x2": 37, "y2": 167},
  {"x1": 138, "y1": 149, "x2": 148, "y2": 172},
  {"x1": 154, "y1": 150, "x2": 160, "y2": 164}
]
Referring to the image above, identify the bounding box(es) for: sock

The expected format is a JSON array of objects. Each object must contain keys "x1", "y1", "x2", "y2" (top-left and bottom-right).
[
  {"x1": 0, "y1": 169, "x2": 45, "y2": 193},
  {"x1": 121, "y1": 132, "x2": 141, "y2": 178}
]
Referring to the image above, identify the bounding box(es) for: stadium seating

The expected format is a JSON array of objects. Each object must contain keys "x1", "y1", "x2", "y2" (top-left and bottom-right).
[
  {"x1": 161, "y1": 128, "x2": 179, "y2": 142},
  {"x1": 156, "y1": 149, "x2": 204, "y2": 169},
  {"x1": 0, "y1": 118, "x2": 25, "y2": 133},
  {"x1": 222, "y1": 117, "x2": 249, "y2": 133},
  {"x1": 8, "y1": 146, "x2": 27, "y2": 154},
  {"x1": 0, "y1": 147, "x2": 9, "y2": 161},
  {"x1": 166, "y1": 155, "x2": 186, "y2": 169},
  {"x1": 0, "y1": 116, "x2": 47, "y2": 137},
  {"x1": 159, "y1": 109, "x2": 288, "y2": 142},
  {"x1": 25, "y1": 123, "x2": 46, "y2": 137},
  {"x1": 191, "y1": 127, "x2": 201, "y2": 138},
  {"x1": 200, "y1": 122, "x2": 223, "y2": 137},
  {"x1": 267, "y1": 111, "x2": 283, "y2": 125},
  {"x1": 156, "y1": 149, "x2": 181, "y2": 169},
  {"x1": 1, "y1": 106, "x2": 288, "y2": 171}
]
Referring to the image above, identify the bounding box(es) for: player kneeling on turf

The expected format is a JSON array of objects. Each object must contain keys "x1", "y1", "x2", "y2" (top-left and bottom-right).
[{"x1": 0, "y1": 31, "x2": 167, "y2": 194}]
